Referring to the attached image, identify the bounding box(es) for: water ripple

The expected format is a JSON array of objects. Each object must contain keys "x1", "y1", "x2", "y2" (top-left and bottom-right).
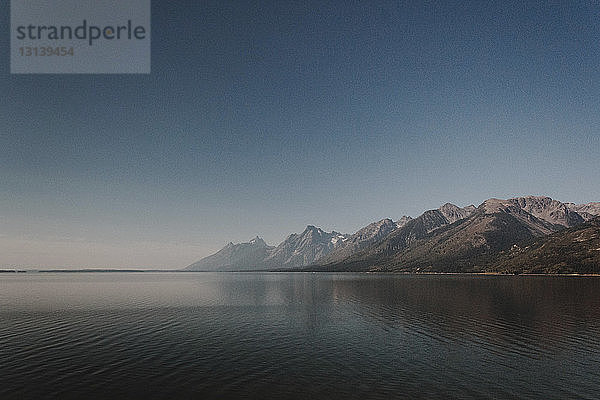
[{"x1": 2, "y1": 273, "x2": 600, "y2": 399}]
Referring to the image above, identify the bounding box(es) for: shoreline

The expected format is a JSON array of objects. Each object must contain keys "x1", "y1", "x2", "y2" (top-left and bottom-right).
[{"x1": 2, "y1": 269, "x2": 600, "y2": 277}]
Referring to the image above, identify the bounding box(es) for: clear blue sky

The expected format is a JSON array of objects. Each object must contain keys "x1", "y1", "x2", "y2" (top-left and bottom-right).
[{"x1": 2, "y1": 0, "x2": 599, "y2": 269}]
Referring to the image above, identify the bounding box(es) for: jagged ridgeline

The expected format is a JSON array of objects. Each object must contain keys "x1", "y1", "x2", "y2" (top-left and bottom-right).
[{"x1": 186, "y1": 196, "x2": 600, "y2": 273}]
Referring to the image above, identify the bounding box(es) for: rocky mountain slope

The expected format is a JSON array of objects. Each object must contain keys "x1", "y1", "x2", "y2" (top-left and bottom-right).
[
  {"x1": 186, "y1": 226, "x2": 349, "y2": 271},
  {"x1": 566, "y1": 202, "x2": 600, "y2": 221},
  {"x1": 317, "y1": 203, "x2": 477, "y2": 269},
  {"x1": 262, "y1": 225, "x2": 348, "y2": 268},
  {"x1": 187, "y1": 195, "x2": 600, "y2": 273},
  {"x1": 494, "y1": 217, "x2": 600, "y2": 274},
  {"x1": 186, "y1": 237, "x2": 274, "y2": 271},
  {"x1": 318, "y1": 218, "x2": 407, "y2": 264},
  {"x1": 438, "y1": 203, "x2": 477, "y2": 223},
  {"x1": 314, "y1": 196, "x2": 600, "y2": 273},
  {"x1": 485, "y1": 196, "x2": 584, "y2": 227}
]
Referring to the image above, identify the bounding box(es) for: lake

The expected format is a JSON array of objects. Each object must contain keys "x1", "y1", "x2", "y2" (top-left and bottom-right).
[{"x1": 1, "y1": 272, "x2": 600, "y2": 399}]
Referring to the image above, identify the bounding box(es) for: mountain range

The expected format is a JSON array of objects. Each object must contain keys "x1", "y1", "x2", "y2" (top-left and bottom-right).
[{"x1": 186, "y1": 196, "x2": 600, "y2": 274}]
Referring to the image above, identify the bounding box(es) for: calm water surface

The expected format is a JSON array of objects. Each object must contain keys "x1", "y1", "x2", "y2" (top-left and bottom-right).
[{"x1": 1, "y1": 272, "x2": 600, "y2": 399}]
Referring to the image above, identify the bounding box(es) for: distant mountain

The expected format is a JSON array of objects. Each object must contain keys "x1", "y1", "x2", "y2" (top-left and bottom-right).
[
  {"x1": 483, "y1": 196, "x2": 584, "y2": 227},
  {"x1": 186, "y1": 236, "x2": 274, "y2": 271},
  {"x1": 263, "y1": 225, "x2": 348, "y2": 268},
  {"x1": 395, "y1": 215, "x2": 413, "y2": 228},
  {"x1": 376, "y1": 205, "x2": 559, "y2": 272},
  {"x1": 318, "y1": 218, "x2": 402, "y2": 264},
  {"x1": 438, "y1": 203, "x2": 477, "y2": 223},
  {"x1": 314, "y1": 196, "x2": 600, "y2": 273},
  {"x1": 478, "y1": 198, "x2": 564, "y2": 235},
  {"x1": 187, "y1": 195, "x2": 600, "y2": 273},
  {"x1": 316, "y1": 204, "x2": 477, "y2": 271},
  {"x1": 494, "y1": 217, "x2": 600, "y2": 274},
  {"x1": 566, "y1": 202, "x2": 600, "y2": 221},
  {"x1": 186, "y1": 226, "x2": 349, "y2": 271}
]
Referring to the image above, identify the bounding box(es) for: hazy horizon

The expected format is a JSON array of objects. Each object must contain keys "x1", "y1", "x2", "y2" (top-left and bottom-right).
[
  {"x1": 2, "y1": 1, "x2": 600, "y2": 269},
  {"x1": 2, "y1": 194, "x2": 597, "y2": 270}
]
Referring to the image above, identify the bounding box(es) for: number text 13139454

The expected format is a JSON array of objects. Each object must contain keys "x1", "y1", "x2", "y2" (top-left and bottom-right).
[{"x1": 18, "y1": 47, "x2": 74, "y2": 56}]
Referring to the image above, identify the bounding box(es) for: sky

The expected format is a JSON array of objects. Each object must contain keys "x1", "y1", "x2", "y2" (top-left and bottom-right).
[{"x1": 1, "y1": 0, "x2": 600, "y2": 269}]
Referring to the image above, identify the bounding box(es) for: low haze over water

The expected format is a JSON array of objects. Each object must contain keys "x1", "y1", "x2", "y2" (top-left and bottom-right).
[{"x1": 1, "y1": 273, "x2": 600, "y2": 399}]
